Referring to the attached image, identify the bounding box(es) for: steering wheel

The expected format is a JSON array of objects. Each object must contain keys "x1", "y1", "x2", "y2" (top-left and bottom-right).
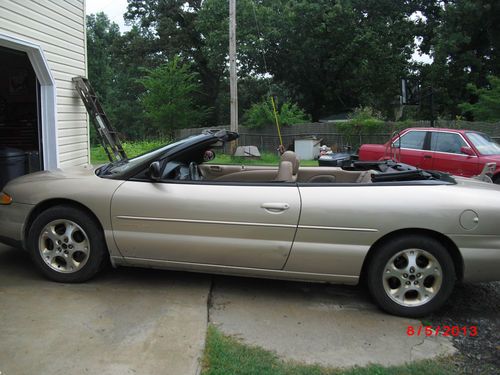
[{"x1": 189, "y1": 162, "x2": 202, "y2": 181}]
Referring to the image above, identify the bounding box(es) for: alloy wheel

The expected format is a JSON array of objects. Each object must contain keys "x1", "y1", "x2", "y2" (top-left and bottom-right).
[
  {"x1": 38, "y1": 219, "x2": 90, "y2": 273},
  {"x1": 382, "y1": 248, "x2": 443, "y2": 307}
]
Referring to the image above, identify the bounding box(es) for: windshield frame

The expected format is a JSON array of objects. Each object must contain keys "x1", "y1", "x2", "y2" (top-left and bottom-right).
[{"x1": 97, "y1": 133, "x2": 217, "y2": 179}]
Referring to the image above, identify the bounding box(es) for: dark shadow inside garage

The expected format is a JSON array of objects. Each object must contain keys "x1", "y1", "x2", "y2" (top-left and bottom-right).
[{"x1": 0, "y1": 46, "x2": 41, "y2": 189}]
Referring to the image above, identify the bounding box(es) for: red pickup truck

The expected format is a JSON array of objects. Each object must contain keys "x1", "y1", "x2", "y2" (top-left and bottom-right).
[{"x1": 358, "y1": 127, "x2": 500, "y2": 183}]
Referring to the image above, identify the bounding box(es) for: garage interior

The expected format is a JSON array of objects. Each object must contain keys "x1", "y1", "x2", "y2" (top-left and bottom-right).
[{"x1": 0, "y1": 46, "x2": 42, "y2": 189}]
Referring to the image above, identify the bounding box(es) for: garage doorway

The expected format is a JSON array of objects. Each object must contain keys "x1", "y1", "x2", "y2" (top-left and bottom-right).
[
  {"x1": 0, "y1": 46, "x2": 42, "y2": 188},
  {"x1": 0, "y1": 33, "x2": 59, "y2": 190}
]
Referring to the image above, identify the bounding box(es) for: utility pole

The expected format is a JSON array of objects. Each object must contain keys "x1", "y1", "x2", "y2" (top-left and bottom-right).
[{"x1": 229, "y1": 0, "x2": 238, "y2": 153}]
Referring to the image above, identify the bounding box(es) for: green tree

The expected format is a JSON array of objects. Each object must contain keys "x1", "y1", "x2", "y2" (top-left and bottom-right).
[
  {"x1": 417, "y1": 0, "x2": 500, "y2": 118},
  {"x1": 106, "y1": 26, "x2": 157, "y2": 139},
  {"x1": 197, "y1": 0, "x2": 420, "y2": 120},
  {"x1": 140, "y1": 57, "x2": 209, "y2": 137},
  {"x1": 125, "y1": 0, "x2": 422, "y2": 123},
  {"x1": 126, "y1": 0, "x2": 224, "y2": 125},
  {"x1": 87, "y1": 13, "x2": 155, "y2": 141},
  {"x1": 86, "y1": 13, "x2": 121, "y2": 144},
  {"x1": 460, "y1": 76, "x2": 500, "y2": 121},
  {"x1": 86, "y1": 12, "x2": 121, "y2": 102},
  {"x1": 243, "y1": 98, "x2": 310, "y2": 128}
]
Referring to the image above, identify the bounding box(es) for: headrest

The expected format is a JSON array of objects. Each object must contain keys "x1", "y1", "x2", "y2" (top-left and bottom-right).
[
  {"x1": 275, "y1": 161, "x2": 294, "y2": 182},
  {"x1": 281, "y1": 151, "x2": 300, "y2": 175}
]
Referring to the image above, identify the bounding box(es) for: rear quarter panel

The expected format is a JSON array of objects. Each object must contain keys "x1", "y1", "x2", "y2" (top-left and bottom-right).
[{"x1": 285, "y1": 181, "x2": 500, "y2": 283}]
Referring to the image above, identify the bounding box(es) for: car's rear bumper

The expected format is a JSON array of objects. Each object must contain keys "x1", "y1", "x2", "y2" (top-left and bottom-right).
[
  {"x1": 450, "y1": 234, "x2": 500, "y2": 282},
  {"x1": 0, "y1": 203, "x2": 33, "y2": 249}
]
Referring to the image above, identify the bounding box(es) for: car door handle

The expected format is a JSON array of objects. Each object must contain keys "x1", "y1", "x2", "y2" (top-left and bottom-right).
[
  {"x1": 424, "y1": 155, "x2": 432, "y2": 159},
  {"x1": 261, "y1": 203, "x2": 290, "y2": 211}
]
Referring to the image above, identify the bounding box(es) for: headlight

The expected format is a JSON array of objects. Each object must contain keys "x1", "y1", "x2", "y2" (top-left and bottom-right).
[{"x1": 0, "y1": 192, "x2": 12, "y2": 205}]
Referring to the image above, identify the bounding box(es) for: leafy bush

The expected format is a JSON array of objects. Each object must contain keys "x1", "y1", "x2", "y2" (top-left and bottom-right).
[
  {"x1": 337, "y1": 106, "x2": 386, "y2": 137},
  {"x1": 243, "y1": 98, "x2": 310, "y2": 128},
  {"x1": 348, "y1": 106, "x2": 384, "y2": 121},
  {"x1": 334, "y1": 106, "x2": 398, "y2": 150}
]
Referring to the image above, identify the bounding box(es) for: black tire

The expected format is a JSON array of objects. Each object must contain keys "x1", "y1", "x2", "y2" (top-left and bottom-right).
[
  {"x1": 28, "y1": 205, "x2": 108, "y2": 283},
  {"x1": 367, "y1": 235, "x2": 455, "y2": 317},
  {"x1": 493, "y1": 174, "x2": 500, "y2": 185}
]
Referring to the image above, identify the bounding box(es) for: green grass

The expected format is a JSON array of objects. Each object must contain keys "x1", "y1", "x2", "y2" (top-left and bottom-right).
[
  {"x1": 91, "y1": 141, "x2": 319, "y2": 167},
  {"x1": 202, "y1": 325, "x2": 457, "y2": 375},
  {"x1": 211, "y1": 152, "x2": 319, "y2": 166},
  {"x1": 90, "y1": 140, "x2": 168, "y2": 164},
  {"x1": 420, "y1": 319, "x2": 433, "y2": 327}
]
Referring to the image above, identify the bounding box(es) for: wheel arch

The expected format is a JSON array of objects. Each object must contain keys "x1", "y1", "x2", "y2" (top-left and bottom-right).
[
  {"x1": 492, "y1": 171, "x2": 500, "y2": 184},
  {"x1": 360, "y1": 228, "x2": 464, "y2": 283},
  {"x1": 23, "y1": 198, "x2": 106, "y2": 249}
]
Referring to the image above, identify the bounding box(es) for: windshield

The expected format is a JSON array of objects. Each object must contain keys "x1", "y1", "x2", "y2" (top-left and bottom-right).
[
  {"x1": 466, "y1": 132, "x2": 500, "y2": 155},
  {"x1": 98, "y1": 134, "x2": 207, "y2": 176}
]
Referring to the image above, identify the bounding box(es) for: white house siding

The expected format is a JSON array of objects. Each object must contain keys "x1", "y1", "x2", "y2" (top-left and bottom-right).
[{"x1": 0, "y1": 0, "x2": 89, "y2": 167}]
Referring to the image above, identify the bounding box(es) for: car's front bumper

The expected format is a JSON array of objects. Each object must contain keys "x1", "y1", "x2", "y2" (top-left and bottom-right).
[{"x1": 0, "y1": 202, "x2": 33, "y2": 249}]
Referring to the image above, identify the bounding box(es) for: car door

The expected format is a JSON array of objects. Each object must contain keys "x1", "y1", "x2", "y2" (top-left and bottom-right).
[
  {"x1": 429, "y1": 131, "x2": 480, "y2": 177},
  {"x1": 111, "y1": 179, "x2": 301, "y2": 269},
  {"x1": 391, "y1": 130, "x2": 432, "y2": 169}
]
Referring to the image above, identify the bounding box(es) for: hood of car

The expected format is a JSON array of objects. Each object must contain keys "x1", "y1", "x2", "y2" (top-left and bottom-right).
[{"x1": 5, "y1": 165, "x2": 98, "y2": 187}]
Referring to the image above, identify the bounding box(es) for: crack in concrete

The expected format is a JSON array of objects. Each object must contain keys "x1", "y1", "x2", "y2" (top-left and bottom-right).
[
  {"x1": 195, "y1": 277, "x2": 214, "y2": 375},
  {"x1": 409, "y1": 337, "x2": 426, "y2": 362}
]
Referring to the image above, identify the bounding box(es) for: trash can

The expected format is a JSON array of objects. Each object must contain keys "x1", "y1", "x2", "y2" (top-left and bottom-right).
[
  {"x1": 0, "y1": 147, "x2": 27, "y2": 189},
  {"x1": 26, "y1": 150, "x2": 41, "y2": 173}
]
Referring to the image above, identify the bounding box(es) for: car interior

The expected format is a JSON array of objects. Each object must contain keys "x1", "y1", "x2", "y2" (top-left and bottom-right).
[{"x1": 158, "y1": 148, "x2": 377, "y2": 184}]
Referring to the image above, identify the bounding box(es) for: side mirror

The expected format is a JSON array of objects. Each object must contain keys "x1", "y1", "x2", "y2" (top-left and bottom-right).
[
  {"x1": 148, "y1": 161, "x2": 161, "y2": 180},
  {"x1": 391, "y1": 139, "x2": 401, "y2": 148},
  {"x1": 460, "y1": 146, "x2": 475, "y2": 156}
]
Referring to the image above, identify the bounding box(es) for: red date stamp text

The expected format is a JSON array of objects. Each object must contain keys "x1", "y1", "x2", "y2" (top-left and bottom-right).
[{"x1": 407, "y1": 325, "x2": 478, "y2": 337}]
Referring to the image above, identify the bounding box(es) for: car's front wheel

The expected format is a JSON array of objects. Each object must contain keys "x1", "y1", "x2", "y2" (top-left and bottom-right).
[
  {"x1": 367, "y1": 235, "x2": 455, "y2": 317},
  {"x1": 28, "y1": 205, "x2": 107, "y2": 283}
]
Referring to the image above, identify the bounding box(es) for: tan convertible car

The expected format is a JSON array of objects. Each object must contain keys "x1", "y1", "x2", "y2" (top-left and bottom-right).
[{"x1": 1, "y1": 130, "x2": 500, "y2": 317}]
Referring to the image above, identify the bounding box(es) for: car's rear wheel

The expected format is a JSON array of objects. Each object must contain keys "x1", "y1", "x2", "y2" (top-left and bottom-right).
[
  {"x1": 367, "y1": 235, "x2": 455, "y2": 317},
  {"x1": 28, "y1": 205, "x2": 107, "y2": 282}
]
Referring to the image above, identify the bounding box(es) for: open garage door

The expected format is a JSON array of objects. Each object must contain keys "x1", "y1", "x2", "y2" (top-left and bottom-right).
[{"x1": 0, "y1": 46, "x2": 42, "y2": 189}]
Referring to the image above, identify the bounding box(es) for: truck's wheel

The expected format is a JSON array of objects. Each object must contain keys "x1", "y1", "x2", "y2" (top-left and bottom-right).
[
  {"x1": 367, "y1": 235, "x2": 455, "y2": 317},
  {"x1": 28, "y1": 205, "x2": 107, "y2": 283}
]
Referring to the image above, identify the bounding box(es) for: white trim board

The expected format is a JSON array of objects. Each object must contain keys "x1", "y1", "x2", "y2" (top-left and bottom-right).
[{"x1": 0, "y1": 33, "x2": 59, "y2": 169}]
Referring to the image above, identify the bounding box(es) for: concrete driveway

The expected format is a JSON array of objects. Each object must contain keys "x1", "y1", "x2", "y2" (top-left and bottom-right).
[
  {"x1": 0, "y1": 245, "x2": 211, "y2": 375},
  {"x1": 210, "y1": 276, "x2": 456, "y2": 368},
  {"x1": 1, "y1": 243, "x2": 457, "y2": 374}
]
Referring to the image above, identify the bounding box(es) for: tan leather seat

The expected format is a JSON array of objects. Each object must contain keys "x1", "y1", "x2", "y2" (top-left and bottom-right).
[
  {"x1": 280, "y1": 151, "x2": 300, "y2": 181},
  {"x1": 356, "y1": 170, "x2": 375, "y2": 183},
  {"x1": 214, "y1": 169, "x2": 278, "y2": 182},
  {"x1": 307, "y1": 175, "x2": 337, "y2": 183},
  {"x1": 275, "y1": 161, "x2": 294, "y2": 182}
]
